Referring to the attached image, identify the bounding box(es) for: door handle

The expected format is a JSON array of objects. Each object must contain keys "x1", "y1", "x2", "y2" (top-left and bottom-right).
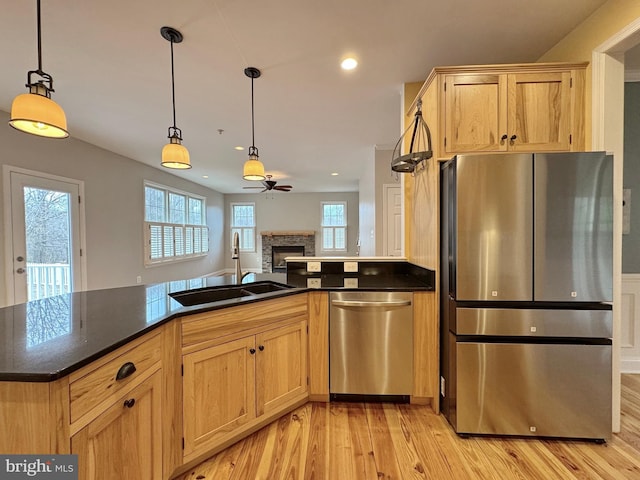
[
  {"x1": 16, "y1": 268, "x2": 25, "y2": 274},
  {"x1": 331, "y1": 300, "x2": 412, "y2": 307}
]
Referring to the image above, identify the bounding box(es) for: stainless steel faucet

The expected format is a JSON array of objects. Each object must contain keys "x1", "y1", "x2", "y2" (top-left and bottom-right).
[{"x1": 232, "y1": 232, "x2": 251, "y2": 283}]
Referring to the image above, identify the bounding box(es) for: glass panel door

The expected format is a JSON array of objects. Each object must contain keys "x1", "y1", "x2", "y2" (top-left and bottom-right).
[{"x1": 9, "y1": 170, "x2": 83, "y2": 304}]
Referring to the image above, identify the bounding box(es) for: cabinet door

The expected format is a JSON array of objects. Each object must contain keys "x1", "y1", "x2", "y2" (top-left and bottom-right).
[
  {"x1": 182, "y1": 336, "x2": 256, "y2": 457},
  {"x1": 256, "y1": 321, "x2": 307, "y2": 416},
  {"x1": 71, "y1": 372, "x2": 163, "y2": 480},
  {"x1": 444, "y1": 74, "x2": 507, "y2": 153},
  {"x1": 507, "y1": 72, "x2": 571, "y2": 152}
]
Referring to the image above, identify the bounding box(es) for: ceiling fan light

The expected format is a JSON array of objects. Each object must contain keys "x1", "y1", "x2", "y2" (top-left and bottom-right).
[
  {"x1": 9, "y1": 90, "x2": 68, "y2": 138},
  {"x1": 243, "y1": 158, "x2": 265, "y2": 181},
  {"x1": 162, "y1": 139, "x2": 191, "y2": 169}
]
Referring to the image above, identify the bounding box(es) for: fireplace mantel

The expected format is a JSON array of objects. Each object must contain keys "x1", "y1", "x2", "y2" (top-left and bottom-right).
[{"x1": 260, "y1": 230, "x2": 315, "y2": 237}]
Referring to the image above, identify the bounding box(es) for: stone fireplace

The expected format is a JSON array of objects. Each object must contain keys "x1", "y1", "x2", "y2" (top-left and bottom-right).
[{"x1": 261, "y1": 231, "x2": 315, "y2": 273}]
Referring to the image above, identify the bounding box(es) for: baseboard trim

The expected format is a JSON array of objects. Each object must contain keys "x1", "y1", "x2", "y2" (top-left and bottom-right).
[{"x1": 621, "y1": 358, "x2": 640, "y2": 374}]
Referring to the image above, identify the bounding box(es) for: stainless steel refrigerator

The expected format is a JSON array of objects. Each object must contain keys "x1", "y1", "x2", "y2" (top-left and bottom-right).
[{"x1": 439, "y1": 152, "x2": 613, "y2": 441}]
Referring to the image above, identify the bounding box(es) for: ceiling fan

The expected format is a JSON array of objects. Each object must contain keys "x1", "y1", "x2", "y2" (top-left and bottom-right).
[{"x1": 243, "y1": 175, "x2": 293, "y2": 192}]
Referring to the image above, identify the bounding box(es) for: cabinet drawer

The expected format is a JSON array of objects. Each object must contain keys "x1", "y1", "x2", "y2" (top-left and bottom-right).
[{"x1": 69, "y1": 333, "x2": 162, "y2": 423}]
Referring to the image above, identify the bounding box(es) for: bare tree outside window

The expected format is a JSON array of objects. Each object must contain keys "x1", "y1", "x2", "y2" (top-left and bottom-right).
[{"x1": 23, "y1": 187, "x2": 72, "y2": 299}]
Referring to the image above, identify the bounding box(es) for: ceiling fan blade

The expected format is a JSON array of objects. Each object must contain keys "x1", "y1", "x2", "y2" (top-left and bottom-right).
[
  {"x1": 274, "y1": 186, "x2": 292, "y2": 191},
  {"x1": 276, "y1": 185, "x2": 292, "y2": 189},
  {"x1": 243, "y1": 186, "x2": 264, "y2": 189}
]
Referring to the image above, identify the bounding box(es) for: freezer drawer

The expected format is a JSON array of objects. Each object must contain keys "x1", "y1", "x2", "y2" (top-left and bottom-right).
[
  {"x1": 454, "y1": 341, "x2": 611, "y2": 440},
  {"x1": 455, "y1": 308, "x2": 612, "y2": 338}
]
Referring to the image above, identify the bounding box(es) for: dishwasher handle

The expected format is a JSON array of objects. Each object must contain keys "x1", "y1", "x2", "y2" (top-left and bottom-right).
[{"x1": 331, "y1": 300, "x2": 412, "y2": 308}]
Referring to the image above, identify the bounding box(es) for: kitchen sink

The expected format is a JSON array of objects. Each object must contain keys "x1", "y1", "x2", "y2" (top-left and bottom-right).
[
  {"x1": 241, "y1": 282, "x2": 290, "y2": 295},
  {"x1": 169, "y1": 281, "x2": 292, "y2": 307}
]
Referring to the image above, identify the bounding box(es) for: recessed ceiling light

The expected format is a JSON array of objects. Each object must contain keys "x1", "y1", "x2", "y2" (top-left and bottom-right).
[
  {"x1": 202, "y1": 175, "x2": 209, "y2": 178},
  {"x1": 331, "y1": 172, "x2": 339, "y2": 176},
  {"x1": 234, "y1": 146, "x2": 244, "y2": 151},
  {"x1": 341, "y1": 58, "x2": 358, "y2": 71}
]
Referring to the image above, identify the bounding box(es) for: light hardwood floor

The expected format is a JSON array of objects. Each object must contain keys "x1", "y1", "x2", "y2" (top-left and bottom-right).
[{"x1": 176, "y1": 374, "x2": 640, "y2": 479}]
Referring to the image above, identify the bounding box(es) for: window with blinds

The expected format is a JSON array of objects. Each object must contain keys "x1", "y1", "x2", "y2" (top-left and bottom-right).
[
  {"x1": 321, "y1": 201, "x2": 347, "y2": 251},
  {"x1": 144, "y1": 183, "x2": 209, "y2": 265},
  {"x1": 230, "y1": 203, "x2": 256, "y2": 252}
]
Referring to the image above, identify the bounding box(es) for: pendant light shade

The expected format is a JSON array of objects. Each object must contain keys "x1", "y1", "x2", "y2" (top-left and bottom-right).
[
  {"x1": 243, "y1": 151, "x2": 265, "y2": 180},
  {"x1": 162, "y1": 135, "x2": 191, "y2": 169},
  {"x1": 9, "y1": 0, "x2": 68, "y2": 139},
  {"x1": 243, "y1": 67, "x2": 266, "y2": 181},
  {"x1": 160, "y1": 26, "x2": 191, "y2": 170}
]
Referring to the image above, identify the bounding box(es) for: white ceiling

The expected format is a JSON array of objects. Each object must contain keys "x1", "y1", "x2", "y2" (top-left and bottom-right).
[{"x1": 0, "y1": 0, "x2": 609, "y2": 193}]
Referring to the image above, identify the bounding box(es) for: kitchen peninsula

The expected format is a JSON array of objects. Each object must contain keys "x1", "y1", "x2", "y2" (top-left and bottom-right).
[{"x1": 0, "y1": 261, "x2": 435, "y2": 479}]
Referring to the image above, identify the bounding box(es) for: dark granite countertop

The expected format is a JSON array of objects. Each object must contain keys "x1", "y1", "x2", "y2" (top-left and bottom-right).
[
  {"x1": 0, "y1": 263, "x2": 435, "y2": 382},
  {"x1": 286, "y1": 260, "x2": 435, "y2": 290},
  {"x1": 0, "y1": 273, "x2": 299, "y2": 382}
]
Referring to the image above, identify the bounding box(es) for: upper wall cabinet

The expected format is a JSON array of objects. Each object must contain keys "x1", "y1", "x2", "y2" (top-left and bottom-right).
[{"x1": 413, "y1": 63, "x2": 587, "y2": 159}]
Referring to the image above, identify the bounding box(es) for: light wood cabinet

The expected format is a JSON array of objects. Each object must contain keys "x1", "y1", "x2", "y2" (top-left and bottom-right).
[
  {"x1": 412, "y1": 291, "x2": 439, "y2": 412},
  {"x1": 0, "y1": 325, "x2": 177, "y2": 480},
  {"x1": 182, "y1": 335, "x2": 257, "y2": 457},
  {"x1": 307, "y1": 291, "x2": 329, "y2": 401},
  {"x1": 67, "y1": 330, "x2": 167, "y2": 480},
  {"x1": 71, "y1": 372, "x2": 163, "y2": 479},
  {"x1": 180, "y1": 294, "x2": 309, "y2": 466},
  {"x1": 411, "y1": 63, "x2": 587, "y2": 158},
  {"x1": 256, "y1": 321, "x2": 307, "y2": 416}
]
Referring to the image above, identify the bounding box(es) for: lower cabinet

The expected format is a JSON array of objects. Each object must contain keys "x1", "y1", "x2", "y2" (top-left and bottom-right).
[
  {"x1": 182, "y1": 319, "x2": 307, "y2": 460},
  {"x1": 71, "y1": 371, "x2": 163, "y2": 479},
  {"x1": 182, "y1": 336, "x2": 257, "y2": 456}
]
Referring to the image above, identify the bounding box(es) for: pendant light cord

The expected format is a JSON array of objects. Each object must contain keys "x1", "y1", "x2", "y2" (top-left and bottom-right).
[
  {"x1": 170, "y1": 37, "x2": 177, "y2": 129},
  {"x1": 251, "y1": 76, "x2": 255, "y2": 147},
  {"x1": 36, "y1": 0, "x2": 43, "y2": 73}
]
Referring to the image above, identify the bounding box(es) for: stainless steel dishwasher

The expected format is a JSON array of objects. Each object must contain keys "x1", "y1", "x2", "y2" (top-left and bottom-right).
[{"x1": 329, "y1": 291, "x2": 413, "y2": 400}]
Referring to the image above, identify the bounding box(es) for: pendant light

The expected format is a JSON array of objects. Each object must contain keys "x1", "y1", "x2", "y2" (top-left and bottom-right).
[
  {"x1": 160, "y1": 26, "x2": 191, "y2": 170},
  {"x1": 391, "y1": 99, "x2": 432, "y2": 173},
  {"x1": 9, "y1": 0, "x2": 68, "y2": 138},
  {"x1": 243, "y1": 67, "x2": 266, "y2": 181}
]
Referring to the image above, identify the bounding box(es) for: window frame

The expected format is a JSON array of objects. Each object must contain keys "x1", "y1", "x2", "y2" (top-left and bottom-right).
[
  {"x1": 230, "y1": 202, "x2": 257, "y2": 253},
  {"x1": 143, "y1": 181, "x2": 209, "y2": 266},
  {"x1": 320, "y1": 201, "x2": 347, "y2": 252}
]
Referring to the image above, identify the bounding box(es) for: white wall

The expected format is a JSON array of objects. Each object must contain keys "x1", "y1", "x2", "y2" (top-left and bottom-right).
[
  {"x1": 0, "y1": 110, "x2": 225, "y2": 307},
  {"x1": 224, "y1": 191, "x2": 359, "y2": 271},
  {"x1": 358, "y1": 147, "x2": 400, "y2": 257},
  {"x1": 358, "y1": 155, "x2": 376, "y2": 257}
]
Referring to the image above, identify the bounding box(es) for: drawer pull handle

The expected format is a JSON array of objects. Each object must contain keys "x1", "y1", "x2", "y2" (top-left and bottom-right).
[
  {"x1": 249, "y1": 348, "x2": 256, "y2": 355},
  {"x1": 123, "y1": 398, "x2": 136, "y2": 408},
  {"x1": 258, "y1": 345, "x2": 265, "y2": 352},
  {"x1": 115, "y1": 362, "x2": 137, "y2": 381}
]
